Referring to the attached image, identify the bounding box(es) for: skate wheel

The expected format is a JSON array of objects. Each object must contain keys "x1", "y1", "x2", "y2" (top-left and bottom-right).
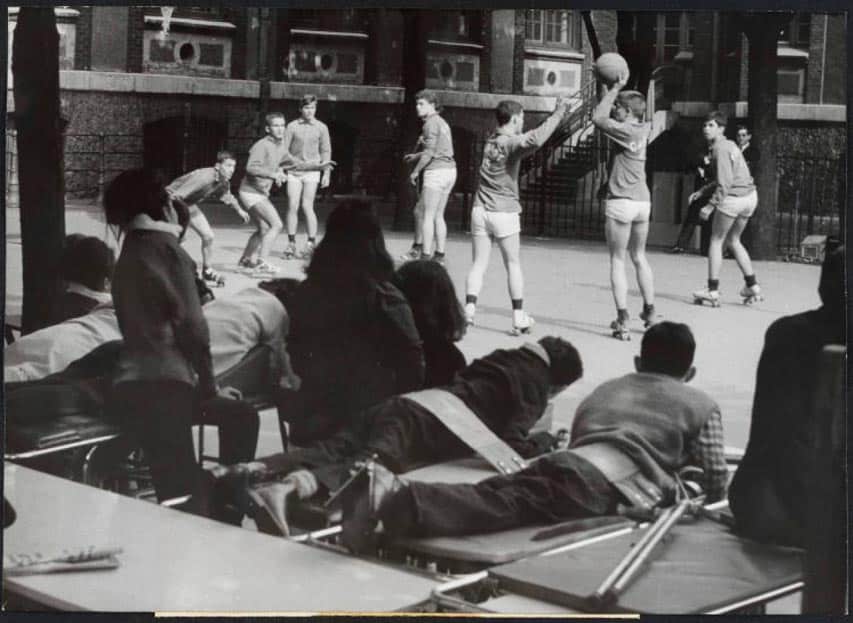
[{"x1": 693, "y1": 298, "x2": 702, "y2": 305}]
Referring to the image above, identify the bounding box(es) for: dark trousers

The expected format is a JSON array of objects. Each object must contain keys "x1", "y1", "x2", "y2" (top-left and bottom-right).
[
  {"x1": 111, "y1": 381, "x2": 200, "y2": 502},
  {"x1": 378, "y1": 451, "x2": 622, "y2": 539},
  {"x1": 195, "y1": 396, "x2": 259, "y2": 465},
  {"x1": 674, "y1": 198, "x2": 706, "y2": 250}
]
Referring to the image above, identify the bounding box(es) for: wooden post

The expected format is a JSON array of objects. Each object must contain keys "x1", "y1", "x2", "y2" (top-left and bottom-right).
[{"x1": 12, "y1": 7, "x2": 67, "y2": 334}]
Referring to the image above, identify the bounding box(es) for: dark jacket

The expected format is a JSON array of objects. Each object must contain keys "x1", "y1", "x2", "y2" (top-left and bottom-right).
[
  {"x1": 50, "y1": 291, "x2": 102, "y2": 326},
  {"x1": 729, "y1": 306, "x2": 845, "y2": 547},
  {"x1": 283, "y1": 278, "x2": 424, "y2": 443},
  {"x1": 111, "y1": 225, "x2": 216, "y2": 397}
]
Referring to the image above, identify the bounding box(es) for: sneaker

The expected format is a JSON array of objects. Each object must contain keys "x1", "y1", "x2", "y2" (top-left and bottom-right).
[
  {"x1": 247, "y1": 481, "x2": 295, "y2": 537},
  {"x1": 510, "y1": 312, "x2": 535, "y2": 336},
  {"x1": 399, "y1": 247, "x2": 421, "y2": 262},
  {"x1": 251, "y1": 259, "x2": 280, "y2": 275},
  {"x1": 739, "y1": 283, "x2": 763, "y2": 304},
  {"x1": 282, "y1": 242, "x2": 297, "y2": 260},
  {"x1": 201, "y1": 267, "x2": 223, "y2": 285},
  {"x1": 298, "y1": 241, "x2": 316, "y2": 261},
  {"x1": 692, "y1": 287, "x2": 720, "y2": 307}
]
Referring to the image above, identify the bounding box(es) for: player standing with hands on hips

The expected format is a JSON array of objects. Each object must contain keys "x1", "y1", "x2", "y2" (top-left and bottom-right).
[
  {"x1": 592, "y1": 66, "x2": 657, "y2": 341},
  {"x1": 691, "y1": 111, "x2": 762, "y2": 307},
  {"x1": 463, "y1": 95, "x2": 570, "y2": 335},
  {"x1": 401, "y1": 90, "x2": 457, "y2": 266}
]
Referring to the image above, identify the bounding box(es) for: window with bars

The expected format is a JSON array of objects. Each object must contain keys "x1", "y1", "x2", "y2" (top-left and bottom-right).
[
  {"x1": 525, "y1": 10, "x2": 581, "y2": 49},
  {"x1": 778, "y1": 13, "x2": 811, "y2": 47}
]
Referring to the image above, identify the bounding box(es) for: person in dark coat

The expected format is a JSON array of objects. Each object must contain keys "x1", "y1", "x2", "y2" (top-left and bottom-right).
[
  {"x1": 279, "y1": 200, "x2": 425, "y2": 445},
  {"x1": 729, "y1": 242, "x2": 845, "y2": 547}
]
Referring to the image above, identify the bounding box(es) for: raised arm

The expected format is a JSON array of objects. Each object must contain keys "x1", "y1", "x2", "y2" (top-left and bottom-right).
[{"x1": 509, "y1": 96, "x2": 570, "y2": 157}]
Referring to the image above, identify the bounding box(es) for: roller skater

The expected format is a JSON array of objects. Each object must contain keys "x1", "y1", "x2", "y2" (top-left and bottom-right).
[
  {"x1": 689, "y1": 110, "x2": 762, "y2": 307},
  {"x1": 201, "y1": 266, "x2": 226, "y2": 288},
  {"x1": 592, "y1": 72, "x2": 657, "y2": 342},
  {"x1": 509, "y1": 312, "x2": 535, "y2": 336}
]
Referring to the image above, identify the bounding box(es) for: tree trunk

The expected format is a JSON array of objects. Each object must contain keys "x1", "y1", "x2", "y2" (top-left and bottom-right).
[
  {"x1": 12, "y1": 7, "x2": 67, "y2": 334},
  {"x1": 394, "y1": 10, "x2": 429, "y2": 230},
  {"x1": 742, "y1": 12, "x2": 791, "y2": 260}
]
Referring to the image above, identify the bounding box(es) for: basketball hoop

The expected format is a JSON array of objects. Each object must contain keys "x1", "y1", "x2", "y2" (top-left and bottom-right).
[{"x1": 158, "y1": 6, "x2": 175, "y2": 41}]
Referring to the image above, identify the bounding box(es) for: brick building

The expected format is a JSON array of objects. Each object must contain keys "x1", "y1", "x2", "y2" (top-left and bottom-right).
[{"x1": 5, "y1": 8, "x2": 846, "y2": 249}]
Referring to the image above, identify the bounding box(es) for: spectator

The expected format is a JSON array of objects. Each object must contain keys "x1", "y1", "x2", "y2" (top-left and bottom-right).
[
  {"x1": 735, "y1": 124, "x2": 760, "y2": 171},
  {"x1": 729, "y1": 242, "x2": 845, "y2": 547},
  {"x1": 393, "y1": 259, "x2": 467, "y2": 388},
  {"x1": 281, "y1": 200, "x2": 425, "y2": 444},
  {"x1": 103, "y1": 168, "x2": 248, "y2": 513},
  {"x1": 52, "y1": 235, "x2": 115, "y2": 325}
]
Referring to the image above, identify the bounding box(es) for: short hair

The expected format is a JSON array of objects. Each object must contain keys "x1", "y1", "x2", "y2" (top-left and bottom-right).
[
  {"x1": 305, "y1": 200, "x2": 394, "y2": 287},
  {"x1": 104, "y1": 168, "x2": 171, "y2": 229},
  {"x1": 496, "y1": 100, "x2": 524, "y2": 126},
  {"x1": 257, "y1": 277, "x2": 302, "y2": 309},
  {"x1": 415, "y1": 89, "x2": 441, "y2": 112},
  {"x1": 705, "y1": 110, "x2": 727, "y2": 128},
  {"x1": 617, "y1": 91, "x2": 646, "y2": 120},
  {"x1": 640, "y1": 321, "x2": 696, "y2": 377},
  {"x1": 818, "y1": 239, "x2": 844, "y2": 313},
  {"x1": 265, "y1": 112, "x2": 285, "y2": 127},
  {"x1": 216, "y1": 150, "x2": 235, "y2": 164},
  {"x1": 394, "y1": 260, "x2": 466, "y2": 343},
  {"x1": 736, "y1": 124, "x2": 751, "y2": 135},
  {"x1": 538, "y1": 336, "x2": 583, "y2": 387},
  {"x1": 300, "y1": 94, "x2": 317, "y2": 108},
  {"x1": 60, "y1": 235, "x2": 116, "y2": 291}
]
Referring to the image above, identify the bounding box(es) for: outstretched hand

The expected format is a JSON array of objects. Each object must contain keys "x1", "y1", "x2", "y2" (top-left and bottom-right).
[{"x1": 611, "y1": 71, "x2": 629, "y2": 92}]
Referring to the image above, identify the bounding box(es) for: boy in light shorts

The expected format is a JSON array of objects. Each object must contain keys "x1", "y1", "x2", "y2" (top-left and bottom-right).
[
  {"x1": 691, "y1": 110, "x2": 762, "y2": 306},
  {"x1": 592, "y1": 74, "x2": 656, "y2": 339},
  {"x1": 464, "y1": 96, "x2": 570, "y2": 335}
]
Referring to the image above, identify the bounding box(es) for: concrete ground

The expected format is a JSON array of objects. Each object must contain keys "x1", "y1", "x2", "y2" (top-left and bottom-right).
[{"x1": 5, "y1": 202, "x2": 814, "y2": 613}]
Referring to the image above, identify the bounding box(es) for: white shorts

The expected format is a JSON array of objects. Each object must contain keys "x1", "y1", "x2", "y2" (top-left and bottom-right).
[
  {"x1": 238, "y1": 190, "x2": 269, "y2": 209},
  {"x1": 422, "y1": 168, "x2": 457, "y2": 193},
  {"x1": 717, "y1": 190, "x2": 758, "y2": 219},
  {"x1": 470, "y1": 205, "x2": 521, "y2": 239},
  {"x1": 605, "y1": 199, "x2": 651, "y2": 224},
  {"x1": 288, "y1": 170, "x2": 322, "y2": 185}
]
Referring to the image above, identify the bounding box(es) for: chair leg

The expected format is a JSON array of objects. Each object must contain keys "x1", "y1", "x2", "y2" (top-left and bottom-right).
[{"x1": 197, "y1": 422, "x2": 205, "y2": 467}]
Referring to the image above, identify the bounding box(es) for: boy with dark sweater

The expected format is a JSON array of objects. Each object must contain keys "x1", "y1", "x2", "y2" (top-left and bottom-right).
[{"x1": 340, "y1": 321, "x2": 727, "y2": 552}]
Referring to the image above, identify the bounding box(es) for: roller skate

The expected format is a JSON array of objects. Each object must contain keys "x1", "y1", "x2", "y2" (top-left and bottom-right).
[
  {"x1": 692, "y1": 287, "x2": 721, "y2": 307},
  {"x1": 282, "y1": 241, "x2": 297, "y2": 260},
  {"x1": 399, "y1": 247, "x2": 421, "y2": 262},
  {"x1": 201, "y1": 267, "x2": 225, "y2": 288},
  {"x1": 464, "y1": 303, "x2": 476, "y2": 326},
  {"x1": 639, "y1": 305, "x2": 658, "y2": 329},
  {"x1": 509, "y1": 312, "x2": 535, "y2": 336},
  {"x1": 298, "y1": 240, "x2": 316, "y2": 261},
  {"x1": 739, "y1": 284, "x2": 763, "y2": 305},
  {"x1": 610, "y1": 317, "x2": 631, "y2": 341},
  {"x1": 241, "y1": 258, "x2": 280, "y2": 277}
]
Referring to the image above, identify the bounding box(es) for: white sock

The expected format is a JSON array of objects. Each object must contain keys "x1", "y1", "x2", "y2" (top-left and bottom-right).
[{"x1": 513, "y1": 309, "x2": 526, "y2": 325}]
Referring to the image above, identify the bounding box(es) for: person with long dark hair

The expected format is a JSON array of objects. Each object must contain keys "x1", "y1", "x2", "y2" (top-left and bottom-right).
[
  {"x1": 393, "y1": 259, "x2": 466, "y2": 387},
  {"x1": 281, "y1": 200, "x2": 425, "y2": 444},
  {"x1": 104, "y1": 168, "x2": 255, "y2": 513}
]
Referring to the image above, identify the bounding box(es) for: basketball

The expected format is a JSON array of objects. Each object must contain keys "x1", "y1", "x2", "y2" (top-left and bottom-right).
[{"x1": 595, "y1": 53, "x2": 629, "y2": 85}]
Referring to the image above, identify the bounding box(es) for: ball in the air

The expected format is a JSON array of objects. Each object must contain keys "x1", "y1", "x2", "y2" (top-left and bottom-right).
[{"x1": 595, "y1": 53, "x2": 629, "y2": 85}]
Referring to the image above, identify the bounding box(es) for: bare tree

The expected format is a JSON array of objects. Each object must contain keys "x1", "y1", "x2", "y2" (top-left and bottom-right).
[{"x1": 12, "y1": 7, "x2": 67, "y2": 334}]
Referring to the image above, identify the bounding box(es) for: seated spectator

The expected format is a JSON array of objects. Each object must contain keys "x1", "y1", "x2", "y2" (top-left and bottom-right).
[
  {"x1": 282, "y1": 200, "x2": 425, "y2": 444},
  {"x1": 393, "y1": 259, "x2": 467, "y2": 388},
  {"x1": 226, "y1": 337, "x2": 582, "y2": 535},
  {"x1": 51, "y1": 235, "x2": 116, "y2": 325},
  {"x1": 729, "y1": 242, "x2": 845, "y2": 547},
  {"x1": 337, "y1": 322, "x2": 727, "y2": 552},
  {"x1": 4, "y1": 307, "x2": 122, "y2": 384}
]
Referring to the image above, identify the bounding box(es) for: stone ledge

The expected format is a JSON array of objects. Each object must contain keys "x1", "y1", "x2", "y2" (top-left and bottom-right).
[
  {"x1": 673, "y1": 101, "x2": 846, "y2": 122},
  {"x1": 268, "y1": 81, "x2": 404, "y2": 104}
]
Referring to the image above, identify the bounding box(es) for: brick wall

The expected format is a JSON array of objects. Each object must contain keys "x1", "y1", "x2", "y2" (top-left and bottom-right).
[
  {"x1": 478, "y1": 11, "x2": 492, "y2": 92},
  {"x1": 74, "y1": 6, "x2": 92, "y2": 70},
  {"x1": 512, "y1": 10, "x2": 525, "y2": 93},
  {"x1": 227, "y1": 7, "x2": 248, "y2": 79},
  {"x1": 590, "y1": 11, "x2": 618, "y2": 54},
  {"x1": 688, "y1": 12, "x2": 714, "y2": 101}
]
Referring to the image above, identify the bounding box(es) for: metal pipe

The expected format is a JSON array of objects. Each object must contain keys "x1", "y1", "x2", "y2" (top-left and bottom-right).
[{"x1": 610, "y1": 498, "x2": 692, "y2": 596}]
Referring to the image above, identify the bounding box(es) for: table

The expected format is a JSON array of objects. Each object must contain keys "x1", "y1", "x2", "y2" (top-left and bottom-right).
[{"x1": 2, "y1": 463, "x2": 437, "y2": 613}]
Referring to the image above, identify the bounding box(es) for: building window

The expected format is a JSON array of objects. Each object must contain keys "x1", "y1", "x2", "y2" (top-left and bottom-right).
[
  {"x1": 525, "y1": 10, "x2": 581, "y2": 49},
  {"x1": 779, "y1": 13, "x2": 811, "y2": 47},
  {"x1": 778, "y1": 68, "x2": 805, "y2": 102},
  {"x1": 431, "y1": 10, "x2": 481, "y2": 44},
  {"x1": 653, "y1": 12, "x2": 694, "y2": 63},
  {"x1": 289, "y1": 9, "x2": 368, "y2": 34}
]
